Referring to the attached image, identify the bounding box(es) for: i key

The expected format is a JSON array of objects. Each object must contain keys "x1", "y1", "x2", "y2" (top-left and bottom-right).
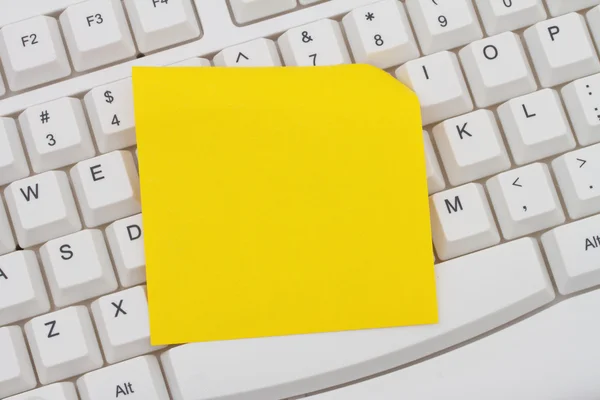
[
  {"x1": 40, "y1": 229, "x2": 117, "y2": 307},
  {"x1": 4, "y1": 171, "x2": 82, "y2": 247},
  {"x1": 85, "y1": 78, "x2": 136, "y2": 153},
  {"x1": 60, "y1": 0, "x2": 136, "y2": 71},
  {"x1": 487, "y1": 163, "x2": 565, "y2": 240},
  {"x1": 71, "y1": 151, "x2": 141, "y2": 227},
  {"x1": 405, "y1": 0, "x2": 483, "y2": 55},
  {"x1": 562, "y1": 73, "x2": 600, "y2": 146},
  {"x1": 396, "y1": 51, "x2": 473, "y2": 125},
  {"x1": 25, "y1": 306, "x2": 103, "y2": 384},
  {"x1": 553, "y1": 144, "x2": 600, "y2": 219},
  {"x1": 278, "y1": 19, "x2": 351, "y2": 66},
  {"x1": 106, "y1": 214, "x2": 146, "y2": 287},
  {"x1": 77, "y1": 355, "x2": 169, "y2": 400},
  {"x1": 92, "y1": 286, "x2": 165, "y2": 363},
  {"x1": 0, "y1": 251, "x2": 50, "y2": 326},
  {"x1": 524, "y1": 13, "x2": 600, "y2": 87},
  {"x1": 19, "y1": 97, "x2": 96, "y2": 173},
  {"x1": 0, "y1": 16, "x2": 71, "y2": 91}
]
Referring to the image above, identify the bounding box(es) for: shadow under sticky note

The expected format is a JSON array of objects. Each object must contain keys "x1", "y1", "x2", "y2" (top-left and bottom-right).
[{"x1": 133, "y1": 65, "x2": 437, "y2": 345}]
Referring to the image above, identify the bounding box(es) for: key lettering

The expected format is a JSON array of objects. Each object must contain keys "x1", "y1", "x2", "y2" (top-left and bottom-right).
[
  {"x1": 422, "y1": 65, "x2": 429, "y2": 80},
  {"x1": 236, "y1": 52, "x2": 249, "y2": 63},
  {"x1": 90, "y1": 165, "x2": 105, "y2": 182},
  {"x1": 60, "y1": 244, "x2": 74, "y2": 260},
  {"x1": 21, "y1": 33, "x2": 38, "y2": 47},
  {"x1": 522, "y1": 104, "x2": 536, "y2": 118},
  {"x1": 116, "y1": 382, "x2": 135, "y2": 396},
  {"x1": 0, "y1": 267, "x2": 7, "y2": 280},
  {"x1": 585, "y1": 236, "x2": 600, "y2": 251},
  {"x1": 86, "y1": 13, "x2": 104, "y2": 27},
  {"x1": 151, "y1": 0, "x2": 168, "y2": 7},
  {"x1": 127, "y1": 224, "x2": 142, "y2": 241},
  {"x1": 445, "y1": 196, "x2": 463, "y2": 214},
  {"x1": 456, "y1": 123, "x2": 472, "y2": 139},
  {"x1": 483, "y1": 45, "x2": 498, "y2": 60},
  {"x1": 548, "y1": 26, "x2": 560, "y2": 42},
  {"x1": 20, "y1": 184, "x2": 39, "y2": 201},
  {"x1": 45, "y1": 320, "x2": 59, "y2": 338},
  {"x1": 112, "y1": 299, "x2": 127, "y2": 317}
]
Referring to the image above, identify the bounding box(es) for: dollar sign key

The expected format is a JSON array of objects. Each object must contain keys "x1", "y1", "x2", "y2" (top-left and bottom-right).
[{"x1": 104, "y1": 90, "x2": 114, "y2": 104}]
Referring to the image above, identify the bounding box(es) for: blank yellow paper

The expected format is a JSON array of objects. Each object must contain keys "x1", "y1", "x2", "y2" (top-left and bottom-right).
[{"x1": 133, "y1": 65, "x2": 437, "y2": 345}]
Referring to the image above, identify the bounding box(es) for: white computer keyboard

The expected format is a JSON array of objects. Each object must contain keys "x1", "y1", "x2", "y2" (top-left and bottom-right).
[{"x1": 1, "y1": 0, "x2": 600, "y2": 399}]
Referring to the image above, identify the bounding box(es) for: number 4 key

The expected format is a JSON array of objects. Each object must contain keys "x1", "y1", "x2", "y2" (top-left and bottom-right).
[
  {"x1": 85, "y1": 78, "x2": 136, "y2": 153},
  {"x1": 343, "y1": 0, "x2": 420, "y2": 69}
]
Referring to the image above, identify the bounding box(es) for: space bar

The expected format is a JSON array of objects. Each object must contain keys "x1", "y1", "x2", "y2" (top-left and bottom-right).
[{"x1": 161, "y1": 238, "x2": 555, "y2": 400}]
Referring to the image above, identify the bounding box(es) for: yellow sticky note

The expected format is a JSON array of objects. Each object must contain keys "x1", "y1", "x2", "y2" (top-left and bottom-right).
[{"x1": 133, "y1": 65, "x2": 437, "y2": 345}]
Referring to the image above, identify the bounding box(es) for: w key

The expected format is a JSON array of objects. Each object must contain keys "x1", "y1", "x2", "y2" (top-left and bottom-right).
[{"x1": 4, "y1": 171, "x2": 82, "y2": 247}]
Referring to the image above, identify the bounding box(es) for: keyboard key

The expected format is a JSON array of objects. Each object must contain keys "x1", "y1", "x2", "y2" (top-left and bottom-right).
[
  {"x1": 124, "y1": 0, "x2": 201, "y2": 53},
  {"x1": 71, "y1": 151, "x2": 141, "y2": 227},
  {"x1": 459, "y1": 32, "x2": 537, "y2": 107},
  {"x1": 278, "y1": 19, "x2": 351, "y2": 66},
  {"x1": 430, "y1": 183, "x2": 499, "y2": 260},
  {"x1": 19, "y1": 97, "x2": 96, "y2": 173},
  {"x1": 543, "y1": 214, "x2": 600, "y2": 294},
  {"x1": 553, "y1": 144, "x2": 600, "y2": 219},
  {"x1": 396, "y1": 51, "x2": 473, "y2": 125},
  {"x1": 433, "y1": 109, "x2": 510, "y2": 186},
  {"x1": 475, "y1": 0, "x2": 546, "y2": 35},
  {"x1": 85, "y1": 78, "x2": 136, "y2": 153},
  {"x1": 545, "y1": 0, "x2": 599, "y2": 16},
  {"x1": 0, "y1": 16, "x2": 71, "y2": 91},
  {"x1": 213, "y1": 38, "x2": 281, "y2": 67},
  {"x1": 106, "y1": 214, "x2": 146, "y2": 287},
  {"x1": 25, "y1": 306, "x2": 103, "y2": 384},
  {"x1": 0, "y1": 74, "x2": 5, "y2": 96},
  {"x1": 0, "y1": 117, "x2": 29, "y2": 186},
  {"x1": 161, "y1": 238, "x2": 554, "y2": 400},
  {"x1": 487, "y1": 163, "x2": 565, "y2": 240},
  {"x1": 405, "y1": 0, "x2": 483, "y2": 55},
  {"x1": 589, "y1": 6, "x2": 600, "y2": 52},
  {"x1": 170, "y1": 57, "x2": 211, "y2": 66},
  {"x1": 0, "y1": 326, "x2": 36, "y2": 398},
  {"x1": 6, "y1": 382, "x2": 79, "y2": 400},
  {"x1": 562, "y1": 73, "x2": 600, "y2": 146},
  {"x1": 423, "y1": 131, "x2": 445, "y2": 194},
  {"x1": 229, "y1": 0, "x2": 296, "y2": 24},
  {"x1": 524, "y1": 13, "x2": 600, "y2": 87},
  {"x1": 5, "y1": 171, "x2": 82, "y2": 247},
  {"x1": 60, "y1": 0, "x2": 136, "y2": 71},
  {"x1": 342, "y1": 0, "x2": 419, "y2": 69},
  {"x1": 77, "y1": 355, "x2": 169, "y2": 400},
  {"x1": 0, "y1": 198, "x2": 15, "y2": 255},
  {"x1": 92, "y1": 286, "x2": 164, "y2": 363},
  {"x1": 40, "y1": 229, "x2": 117, "y2": 307},
  {"x1": 0, "y1": 251, "x2": 50, "y2": 325},
  {"x1": 498, "y1": 89, "x2": 576, "y2": 165}
]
